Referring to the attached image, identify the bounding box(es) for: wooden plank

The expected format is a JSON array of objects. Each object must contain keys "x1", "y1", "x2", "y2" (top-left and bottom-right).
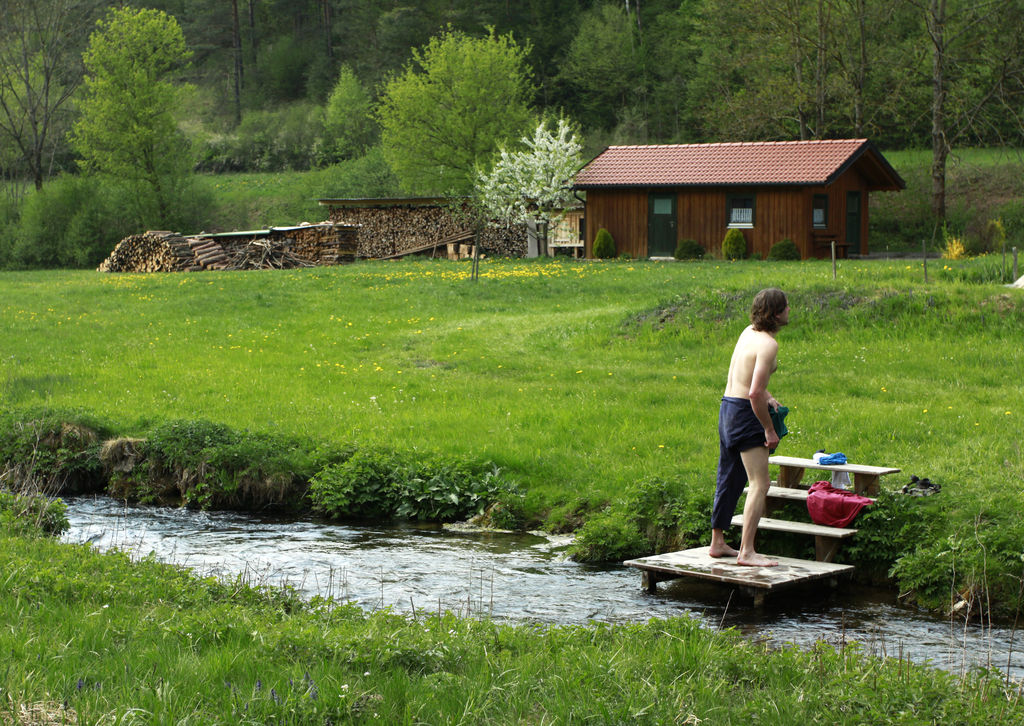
[
  {"x1": 770, "y1": 456, "x2": 900, "y2": 496},
  {"x1": 744, "y1": 485, "x2": 876, "y2": 504},
  {"x1": 624, "y1": 546, "x2": 854, "y2": 593},
  {"x1": 748, "y1": 485, "x2": 810, "y2": 502},
  {"x1": 769, "y1": 455, "x2": 900, "y2": 476},
  {"x1": 730, "y1": 515, "x2": 857, "y2": 538}
]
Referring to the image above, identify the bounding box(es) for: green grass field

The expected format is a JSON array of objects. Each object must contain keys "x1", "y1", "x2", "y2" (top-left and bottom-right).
[{"x1": 1, "y1": 257, "x2": 1023, "y2": 612}]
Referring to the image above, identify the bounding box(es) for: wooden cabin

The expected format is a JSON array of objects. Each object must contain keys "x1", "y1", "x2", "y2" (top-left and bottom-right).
[{"x1": 572, "y1": 139, "x2": 904, "y2": 260}]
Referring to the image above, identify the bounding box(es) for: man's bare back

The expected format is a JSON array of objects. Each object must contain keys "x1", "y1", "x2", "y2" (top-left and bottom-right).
[
  {"x1": 724, "y1": 325, "x2": 779, "y2": 438},
  {"x1": 709, "y1": 290, "x2": 789, "y2": 567}
]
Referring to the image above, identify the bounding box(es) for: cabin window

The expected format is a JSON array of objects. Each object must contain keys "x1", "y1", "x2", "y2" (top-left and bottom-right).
[
  {"x1": 813, "y1": 194, "x2": 828, "y2": 228},
  {"x1": 726, "y1": 194, "x2": 755, "y2": 228}
]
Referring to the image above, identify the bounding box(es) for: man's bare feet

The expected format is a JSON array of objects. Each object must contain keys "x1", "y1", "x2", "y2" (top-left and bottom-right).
[
  {"x1": 708, "y1": 543, "x2": 739, "y2": 558},
  {"x1": 736, "y1": 552, "x2": 779, "y2": 567}
]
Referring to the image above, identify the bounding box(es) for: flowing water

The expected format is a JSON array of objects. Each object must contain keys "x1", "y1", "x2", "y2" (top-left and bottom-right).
[{"x1": 62, "y1": 496, "x2": 1022, "y2": 681}]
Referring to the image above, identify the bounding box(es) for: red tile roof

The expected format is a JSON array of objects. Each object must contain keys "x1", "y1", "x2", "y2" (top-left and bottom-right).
[{"x1": 573, "y1": 139, "x2": 903, "y2": 189}]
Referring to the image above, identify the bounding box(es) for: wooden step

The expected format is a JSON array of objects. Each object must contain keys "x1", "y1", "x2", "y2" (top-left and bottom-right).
[
  {"x1": 731, "y1": 515, "x2": 857, "y2": 538},
  {"x1": 743, "y1": 485, "x2": 876, "y2": 504},
  {"x1": 731, "y1": 515, "x2": 855, "y2": 563},
  {"x1": 624, "y1": 546, "x2": 854, "y2": 607}
]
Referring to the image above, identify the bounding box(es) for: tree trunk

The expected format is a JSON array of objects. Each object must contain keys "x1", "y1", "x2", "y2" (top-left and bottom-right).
[
  {"x1": 248, "y1": 0, "x2": 258, "y2": 69},
  {"x1": 815, "y1": 0, "x2": 827, "y2": 137},
  {"x1": 854, "y1": 0, "x2": 867, "y2": 135},
  {"x1": 928, "y1": 0, "x2": 948, "y2": 221},
  {"x1": 231, "y1": 0, "x2": 243, "y2": 126},
  {"x1": 321, "y1": 0, "x2": 333, "y2": 59}
]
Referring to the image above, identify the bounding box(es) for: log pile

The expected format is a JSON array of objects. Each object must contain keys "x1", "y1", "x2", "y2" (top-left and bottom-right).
[
  {"x1": 188, "y1": 237, "x2": 230, "y2": 270},
  {"x1": 98, "y1": 223, "x2": 360, "y2": 273},
  {"x1": 223, "y1": 239, "x2": 313, "y2": 270},
  {"x1": 324, "y1": 202, "x2": 527, "y2": 258},
  {"x1": 289, "y1": 224, "x2": 359, "y2": 265},
  {"x1": 98, "y1": 231, "x2": 195, "y2": 273}
]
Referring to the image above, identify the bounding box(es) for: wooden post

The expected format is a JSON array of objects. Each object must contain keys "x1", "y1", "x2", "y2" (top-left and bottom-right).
[
  {"x1": 815, "y1": 535, "x2": 842, "y2": 563},
  {"x1": 852, "y1": 472, "x2": 880, "y2": 497},
  {"x1": 641, "y1": 570, "x2": 659, "y2": 593},
  {"x1": 777, "y1": 464, "x2": 805, "y2": 488},
  {"x1": 471, "y1": 234, "x2": 480, "y2": 282},
  {"x1": 831, "y1": 240, "x2": 837, "y2": 279}
]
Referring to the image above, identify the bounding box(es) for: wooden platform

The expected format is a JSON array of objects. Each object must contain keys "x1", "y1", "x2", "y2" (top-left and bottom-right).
[{"x1": 624, "y1": 546, "x2": 854, "y2": 607}]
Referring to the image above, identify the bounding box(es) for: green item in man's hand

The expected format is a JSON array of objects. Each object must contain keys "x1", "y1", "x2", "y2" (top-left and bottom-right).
[{"x1": 769, "y1": 405, "x2": 789, "y2": 453}]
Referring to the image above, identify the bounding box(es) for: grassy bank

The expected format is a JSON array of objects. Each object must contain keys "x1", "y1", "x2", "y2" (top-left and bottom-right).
[
  {"x1": 2, "y1": 507, "x2": 1021, "y2": 725},
  {"x1": 1, "y1": 258, "x2": 1022, "y2": 614}
]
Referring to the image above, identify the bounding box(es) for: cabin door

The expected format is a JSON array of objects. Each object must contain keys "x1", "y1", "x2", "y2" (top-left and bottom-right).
[
  {"x1": 648, "y1": 194, "x2": 677, "y2": 257},
  {"x1": 845, "y1": 191, "x2": 862, "y2": 251}
]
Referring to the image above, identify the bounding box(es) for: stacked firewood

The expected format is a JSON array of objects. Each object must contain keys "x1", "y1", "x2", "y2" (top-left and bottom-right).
[
  {"x1": 188, "y1": 237, "x2": 230, "y2": 270},
  {"x1": 325, "y1": 203, "x2": 527, "y2": 258},
  {"x1": 98, "y1": 231, "x2": 195, "y2": 273},
  {"x1": 290, "y1": 224, "x2": 359, "y2": 265},
  {"x1": 477, "y1": 223, "x2": 528, "y2": 258},
  {"x1": 98, "y1": 223, "x2": 360, "y2": 273}
]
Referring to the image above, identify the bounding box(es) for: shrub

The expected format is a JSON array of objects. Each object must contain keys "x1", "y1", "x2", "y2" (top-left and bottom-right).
[
  {"x1": 767, "y1": 238, "x2": 801, "y2": 260},
  {"x1": 4, "y1": 174, "x2": 135, "y2": 269},
  {"x1": 0, "y1": 408, "x2": 107, "y2": 496},
  {"x1": 323, "y1": 65, "x2": 377, "y2": 162},
  {"x1": 309, "y1": 449, "x2": 513, "y2": 522},
  {"x1": 592, "y1": 227, "x2": 616, "y2": 259},
  {"x1": 569, "y1": 507, "x2": 648, "y2": 562},
  {"x1": 309, "y1": 448, "x2": 405, "y2": 519},
  {"x1": 674, "y1": 238, "x2": 705, "y2": 260},
  {"x1": 138, "y1": 419, "x2": 311, "y2": 509},
  {"x1": 0, "y1": 490, "x2": 68, "y2": 537},
  {"x1": 722, "y1": 228, "x2": 747, "y2": 260},
  {"x1": 971, "y1": 217, "x2": 1007, "y2": 256},
  {"x1": 196, "y1": 103, "x2": 326, "y2": 172},
  {"x1": 942, "y1": 224, "x2": 969, "y2": 260}
]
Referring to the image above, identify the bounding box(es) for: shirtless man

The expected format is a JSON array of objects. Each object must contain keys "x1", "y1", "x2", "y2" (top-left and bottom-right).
[{"x1": 709, "y1": 288, "x2": 789, "y2": 567}]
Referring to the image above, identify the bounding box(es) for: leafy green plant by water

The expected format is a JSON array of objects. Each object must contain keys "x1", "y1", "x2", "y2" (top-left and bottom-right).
[{"x1": 309, "y1": 448, "x2": 515, "y2": 522}]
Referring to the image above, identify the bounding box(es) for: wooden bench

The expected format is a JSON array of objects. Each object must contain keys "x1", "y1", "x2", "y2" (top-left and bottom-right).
[
  {"x1": 811, "y1": 232, "x2": 850, "y2": 259},
  {"x1": 769, "y1": 455, "x2": 900, "y2": 496}
]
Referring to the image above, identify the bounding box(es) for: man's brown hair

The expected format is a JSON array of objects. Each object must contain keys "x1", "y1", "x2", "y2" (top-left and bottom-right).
[{"x1": 750, "y1": 288, "x2": 788, "y2": 333}]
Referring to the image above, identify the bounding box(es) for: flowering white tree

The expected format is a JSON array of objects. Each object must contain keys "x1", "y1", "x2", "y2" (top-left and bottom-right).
[{"x1": 475, "y1": 117, "x2": 583, "y2": 246}]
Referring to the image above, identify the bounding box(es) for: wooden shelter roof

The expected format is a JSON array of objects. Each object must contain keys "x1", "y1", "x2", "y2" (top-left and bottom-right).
[{"x1": 573, "y1": 139, "x2": 904, "y2": 191}]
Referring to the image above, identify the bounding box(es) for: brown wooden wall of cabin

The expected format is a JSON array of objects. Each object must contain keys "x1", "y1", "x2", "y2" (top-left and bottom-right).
[
  {"x1": 582, "y1": 189, "x2": 648, "y2": 259},
  {"x1": 582, "y1": 168, "x2": 872, "y2": 259}
]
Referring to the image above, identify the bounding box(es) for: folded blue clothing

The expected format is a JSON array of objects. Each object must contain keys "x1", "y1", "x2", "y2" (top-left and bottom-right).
[{"x1": 819, "y1": 452, "x2": 847, "y2": 465}]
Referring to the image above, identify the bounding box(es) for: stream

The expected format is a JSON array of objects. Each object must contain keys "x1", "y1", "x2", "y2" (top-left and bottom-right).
[{"x1": 62, "y1": 496, "x2": 1022, "y2": 681}]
